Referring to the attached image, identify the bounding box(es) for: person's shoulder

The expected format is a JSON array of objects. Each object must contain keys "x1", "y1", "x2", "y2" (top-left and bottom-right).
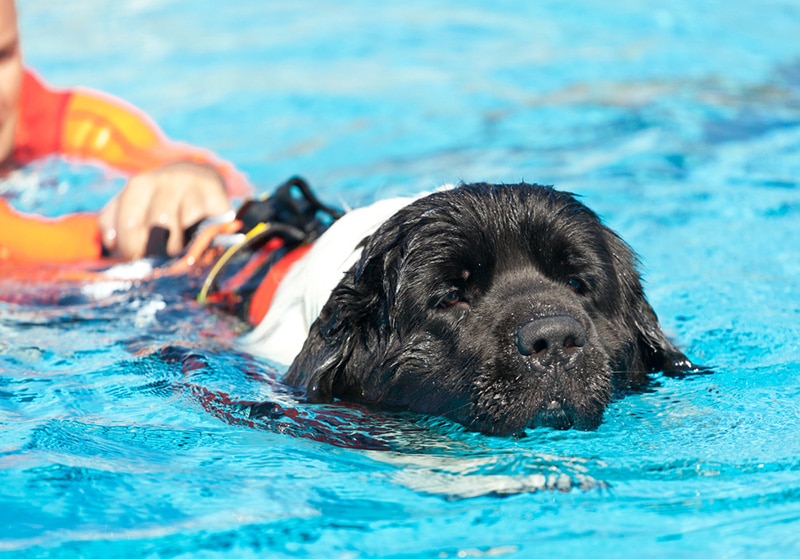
[{"x1": 20, "y1": 67, "x2": 68, "y2": 96}]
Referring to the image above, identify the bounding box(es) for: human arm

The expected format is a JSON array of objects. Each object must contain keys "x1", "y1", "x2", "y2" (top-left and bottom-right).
[
  {"x1": 64, "y1": 87, "x2": 249, "y2": 259},
  {"x1": 2, "y1": 69, "x2": 252, "y2": 263}
]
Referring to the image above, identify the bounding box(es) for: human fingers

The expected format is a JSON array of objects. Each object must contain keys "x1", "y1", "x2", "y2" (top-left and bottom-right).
[
  {"x1": 176, "y1": 174, "x2": 232, "y2": 243},
  {"x1": 153, "y1": 184, "x2": 188, "y2": 257},
  {"x1": 150, "y1": 166, "x2": 231, "y2": 256},
  {"x1": 97, "y1": 196, "x2": 120, "y2": 254},
  {"x1": 113, "y1": 174, "x2": 157, "y2": 260},
  {"x1": 104, "y1": 163, "x2": 233, "y2": 259}
]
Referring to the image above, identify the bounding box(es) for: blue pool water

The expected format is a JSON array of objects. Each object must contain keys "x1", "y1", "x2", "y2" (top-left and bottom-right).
[{"x1": 3, "y1": 0, "x2": 800, "y2": 556}]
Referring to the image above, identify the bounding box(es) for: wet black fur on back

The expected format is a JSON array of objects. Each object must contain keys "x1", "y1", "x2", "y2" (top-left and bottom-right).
[{"x1": 285, "y1": 182, "x2": 695, "y2": 436}]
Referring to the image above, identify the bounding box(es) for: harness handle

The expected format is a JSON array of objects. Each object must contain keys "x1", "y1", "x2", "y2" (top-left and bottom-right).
[{"x1": 195, "y1": 176, "x2": 342, "y2": 313}]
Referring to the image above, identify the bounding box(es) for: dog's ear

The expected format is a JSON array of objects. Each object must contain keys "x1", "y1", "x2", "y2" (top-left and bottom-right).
[
  {"x1": 285, "y1": 222, "x2": 407, "y2": 403},
  {"x1": 284, "y1": 292, "x2": 356, "y2": 403},
  {"x1": 604, "y1": 230, "x2": 698, "y2": 376},
  {"x1": 632, "y1": 298, "x2": 695, "y2": 374}
]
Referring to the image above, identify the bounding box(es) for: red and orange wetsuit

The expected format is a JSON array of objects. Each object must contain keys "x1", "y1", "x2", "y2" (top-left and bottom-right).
[{"x1": 0, "y1": 68, "x2": 251, "y2": 263}]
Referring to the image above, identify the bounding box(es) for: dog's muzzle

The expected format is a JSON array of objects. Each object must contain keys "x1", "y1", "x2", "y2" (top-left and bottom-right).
[{"x1": 515, "y1": 315, "x2": 587, "y2": 363}]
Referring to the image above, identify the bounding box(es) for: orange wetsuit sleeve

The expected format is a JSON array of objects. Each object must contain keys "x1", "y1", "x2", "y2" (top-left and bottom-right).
[
  {"x1": 0, "y1": 198, "x2": 102, "y2": 263},
  {"x1": 60, "y1": 89, "x2": 251, "y2": 198},
  {"x1": 1, "y1": 69, "x2": 251, "y2": 264},
  {"x1": 11, "y1": 69, "x2": 71, "y2": 163},
  {"x1": 13, "y1": 68, "x2": 251, "y2": 196}
]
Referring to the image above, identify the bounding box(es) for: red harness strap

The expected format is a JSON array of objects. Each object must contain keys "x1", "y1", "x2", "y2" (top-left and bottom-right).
[{"x1": 247, "y1": 244, "x2": 312, "y2": 325}]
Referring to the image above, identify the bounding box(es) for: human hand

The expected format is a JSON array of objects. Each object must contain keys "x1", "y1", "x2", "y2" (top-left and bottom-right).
[{"x1": 98, "y1": 161, "x2": 233, "y2": 260}]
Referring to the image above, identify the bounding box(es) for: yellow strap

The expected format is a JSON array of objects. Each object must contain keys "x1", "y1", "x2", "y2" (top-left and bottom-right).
[{"x1": 197, "y1": 222, "x2": 272, "y2": 303}]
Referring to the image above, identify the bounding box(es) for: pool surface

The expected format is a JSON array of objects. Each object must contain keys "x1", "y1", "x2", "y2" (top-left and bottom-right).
[{"x1": 3, "y1": 1, "x2": 800, "y2": 556}]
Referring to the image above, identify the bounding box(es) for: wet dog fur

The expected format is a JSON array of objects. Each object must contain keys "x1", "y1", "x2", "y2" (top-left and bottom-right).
[{"x1": 285, "y1": 182, "x2": 695, "y2": 436}]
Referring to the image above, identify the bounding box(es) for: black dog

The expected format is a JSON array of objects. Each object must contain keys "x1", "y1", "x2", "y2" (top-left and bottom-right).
[{"x1": 284, "y1": 182, "x2": 695, "y2": 436}]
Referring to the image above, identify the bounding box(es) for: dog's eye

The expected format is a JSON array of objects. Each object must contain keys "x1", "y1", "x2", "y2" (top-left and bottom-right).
[
  {"x1": 438, "y1": 289, "x2": 464, "y2": 308},
  {"x1": 567, "y1": 277, "x2": 587, "y2": 294}
]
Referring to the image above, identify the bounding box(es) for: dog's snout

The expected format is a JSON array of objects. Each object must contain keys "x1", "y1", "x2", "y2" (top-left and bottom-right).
[{"x1": 516, "y1": 315, "x2": 586, "y2": 359}]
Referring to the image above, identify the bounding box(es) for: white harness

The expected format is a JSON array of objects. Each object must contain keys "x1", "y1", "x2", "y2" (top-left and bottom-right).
[{"x1": 238, "y1": 196, "x2": 419, "y2": 365}]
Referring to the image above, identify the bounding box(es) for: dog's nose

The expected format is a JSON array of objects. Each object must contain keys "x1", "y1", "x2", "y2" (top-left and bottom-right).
[{"x1": 516, "y1": 315, "x2": 587, "y2": 359}]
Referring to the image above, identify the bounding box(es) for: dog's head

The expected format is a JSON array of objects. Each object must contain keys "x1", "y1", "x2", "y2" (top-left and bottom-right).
[{"x1": 286, "y1": 183, "x2": 694, "y2": 435}]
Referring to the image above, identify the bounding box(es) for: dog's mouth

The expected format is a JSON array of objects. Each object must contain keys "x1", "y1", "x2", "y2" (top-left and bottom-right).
[
  {"x1": 529, "y1": 400, "x2": 575, "y2": 430},
  {"x1": 464, "y1": 350, "x2": 611, "y2": 435},
  {"x1": 470, "y1": 402, "x2": 601, "y2": 436},
  {"x1": 526, "y1": 400, "x2": 604, "y2": 431},
  {"x1": 467, "y1": 389, "x2": 606, "y2": 436}
]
